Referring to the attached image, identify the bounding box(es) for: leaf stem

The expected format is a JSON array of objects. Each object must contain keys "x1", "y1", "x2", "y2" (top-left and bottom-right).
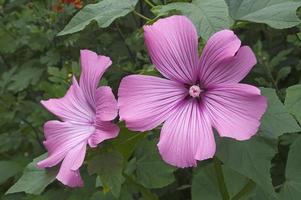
[
  {"x1": 143, "y1": 0, "x2": 155, "y2": 8},
  {"x1": 231, "y1": 179, "x2": 256, "y2": 200},
  {"x1": 133, "y1": 10, "x2": 151, "y2": 21},
  {"x1": 213, "y1": 157, "x2": 230, "y2": 200}
]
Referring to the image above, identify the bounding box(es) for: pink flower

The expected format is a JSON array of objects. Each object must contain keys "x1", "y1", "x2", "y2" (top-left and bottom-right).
[
  {"x1": 37, "y1": 50, "x2": 119, "y2": 187},
  {"x1": 118, "y1": 16, "x2": 267, "y2": 168}
]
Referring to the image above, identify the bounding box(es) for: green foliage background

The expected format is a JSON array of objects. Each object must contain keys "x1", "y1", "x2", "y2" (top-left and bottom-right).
[{"x1": 1, "y1": 0, "x2": 301, "y2": 199}]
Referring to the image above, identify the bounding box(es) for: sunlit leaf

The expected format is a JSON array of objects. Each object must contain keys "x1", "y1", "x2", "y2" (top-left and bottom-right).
[
  {"x1": 6, "y1": 154, "x2": 58, "y2": 195},
  {"x1": 58, "y1": 0, "x2": 139, "y2": 36},
  {"x1": 152, "y1": 0, "x2": 231, "y2": 39},
  {"x1": 226, "y1": 0, "x2": 301, "y2": 29}
]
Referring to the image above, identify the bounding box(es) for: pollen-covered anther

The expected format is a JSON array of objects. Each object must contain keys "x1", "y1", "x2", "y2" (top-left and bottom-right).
[{"x1": 189, "y1": 85, "x2": 202, "y2": 98}]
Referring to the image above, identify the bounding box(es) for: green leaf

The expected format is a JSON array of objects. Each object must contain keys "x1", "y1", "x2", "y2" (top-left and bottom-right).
[
  {"x1": 216, "y1": 136, "x2": 276, "y2": 197},
  {"x1": 226, "y1": 0, "x2": 301, "y2": 29},
  {"x1": 8, "y1": 67, "x2": 44, "y2": 92},
  {"x1": 285, "y1": 84, "x2": 301, "y2": 124},
  {"x1": 112, "y1": 123, "x2": 145, "y2": 160},
  {"x1": 259, "y1": 88, "x2": 300, "y2": 138},
  {"x1": 192, "y1": 163, "x2": 251, "y2": 200},
  {"x1": 6, "y1": 154, "x2": 57, "y2": 195},
  {"x1": 88, "y1": 151, "x2": 125, "y2": 198},
  {"x1": 135, "y1": 139, "x2": 176, "y2": 189},
  {"x1": 152, "y1": 0, "x2": 231, "y2": 40},
  {"x1": 0, "y1": 161, "x2": 23, "y2": 184},
  {"x1": 280, "y1": 135, "x2": 301, "y2": 199},
  {"x1": 245, "y1": 187, "x2": 278, "y2": 200},
  {"x1": 276, "y1": 66, "x2": 291, "y2": 83},
  {"x1": 191, "y1": 164, "x2": 222, "y2": 200},
  {"x1": 90, "y1": 191, "x2": 116, "y2": 200},
  {"x1": 223, "y1": 166, "x2": 251, "y2": 198},
  {"x1": 58, "y1": 0, "x2": 139, "y2": 36}
]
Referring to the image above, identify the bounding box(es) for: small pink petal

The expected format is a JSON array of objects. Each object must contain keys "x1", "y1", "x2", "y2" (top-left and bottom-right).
[
  {"x1": 118, "y1": 75, "x2": 187, "y2": 132},
  {"x1": 203, "y1": 46, "x2": 257, "y2": 86},
  {"x1": 80, "y1": 49, "x2": 112, "y2": 108},
  {"x1": 88, "y1": 121, "x2": 120, "y2": 148},
  {"x1": 41, "y1": 77, "x2": 93, "y2": 123},
  {"x1": 199, "y1": 30, "x2": 241, "y2": 82},
  {"x1": 56, "y1": 142, "x2": 86, "y2": 187},
  {"x1": 158, "y1": 100, "x2": 215, "y2": 168},
  {"x1": 95, "y1": 86, "x2": 118, "y2": 122},
  {"x1": 204, "y1": 84, "x2": 267, "y2": 140},
  {"x1": 144, "y1": 15, "x2": 199, "y2": 84},
  {"x1": 37, "y1": 120, "x2": 94, "y2": 168}
]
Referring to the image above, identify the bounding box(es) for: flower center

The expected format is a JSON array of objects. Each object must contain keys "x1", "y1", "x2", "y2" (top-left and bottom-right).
[{"x1": 189, "y1": 85, "x2": 202, "y2": 98}]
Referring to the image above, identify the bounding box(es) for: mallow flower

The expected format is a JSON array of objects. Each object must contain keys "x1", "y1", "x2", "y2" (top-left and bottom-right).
[
  {"x1": 118, "y1": 16, "x2": 267, "y2": 168},
  {"x1": 37, "y1": 50, "x2": 119, "y2": 187}
]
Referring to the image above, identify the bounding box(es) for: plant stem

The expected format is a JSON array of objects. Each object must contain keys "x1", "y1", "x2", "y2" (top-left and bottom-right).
[
  {"x1": 114, "y1": 23, "x2": 136, "y2": 62},
  {"x1": 213, "y1": 157, "x2": 230, "y2": 200},
  {"x1": 262, "y1": 59, "x2": 280, "y2": 95},
  {"x1": 143, "y1": 0, "x2": 155, "y2": 8},
  {"x1": 231, "y1": 179, "x2": 256, "y2": 200},
  {"x1": 21, "y1": 117, "x2": 44, "y2": 148},
  {"x1": 133, "y1": 10, "x2": 152, "y2": 21}
]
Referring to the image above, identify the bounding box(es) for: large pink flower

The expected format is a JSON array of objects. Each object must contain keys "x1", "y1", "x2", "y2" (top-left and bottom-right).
[
  {"x1": 37, "y1": 50, "x2": 119, "y2": 187},
  {"x1": 118, "y1": 16, "x2": 267, "y2": 168}
]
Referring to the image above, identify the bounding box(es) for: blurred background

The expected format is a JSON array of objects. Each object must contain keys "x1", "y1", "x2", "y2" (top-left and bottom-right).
[{"x1": 1, "y1": 0, "x2": 301, "y2": 199}]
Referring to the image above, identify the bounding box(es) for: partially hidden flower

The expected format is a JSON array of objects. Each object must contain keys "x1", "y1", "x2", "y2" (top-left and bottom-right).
[
  {"x1": 37, "y1": 50, "x2": 119, "y2": 187},
  {"x1": 53, "y1": 0, "x2": 83, "y2": 12},
  {"x1": 118, "y1": 16, "x2": 267, "y2": 168}
]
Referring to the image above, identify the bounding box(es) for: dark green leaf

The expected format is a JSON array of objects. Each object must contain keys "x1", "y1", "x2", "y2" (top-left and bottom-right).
[
  {"x1": 8, "y1": 67, "x2": 44, "y2": 92},
  {"x1": 191, "y1": 164, "x2": 222, "y2": 200},
  {"x1": 0, "y1": 161, "x2": 23, "y2": 184},
  {"x1": 260, "y1": 88, "x2": 300, "y2": 138},
  {"x1": 192, "y1": 163, "x2": 251, "y2": 200},
  {"x1": 285, "y1": 84, "x2": 301, "y2": 124},
  {"x1": 88, "y1": 151, "x2": 125, "y2": 198},
  {"x1": 135, "y1": 139, "x2": 176, "y2": 189},
  {"x1": 216, "y1": 136, "x2": 276, "y2": 197},
  {"x1": 280, "y1": 135, "x2": 301, "y2": 199},
  {"x1": 112, "y1": 123, "x2": 145, "y2": 160}
]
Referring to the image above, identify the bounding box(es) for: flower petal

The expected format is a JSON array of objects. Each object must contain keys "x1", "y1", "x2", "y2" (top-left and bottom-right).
[
  {"x1": 37, "y1": 120, "x2": 94, "y2": 168},
  {"x1": 56, "y1": 141, "x2": 86, "y2": 187},
  {"x1": 204, "y1": 84, "x2": 267, "y2": 140},
  {"x1": 95, "y1": 86, "x2": 118, "y2": 122},
  {"x1": 80, "y1": 49, "x2": 112, "y2": 108},
  {"x1": 158, "y1": 100, "x2": 215, "y2": 168},
  {"x1": 144, "y1": 15, "x2": 199, "y2": 84},
  {"x1": 199, "y1": 30, "x2": 241, "y2": 83},
  {"x1": 41, "y1": 77, "x2": 93, "y2": 123},
  {"x1": 203, "y1": 46, "x2": 257, "y2": 86},
  {"x1": 88, "y1": 121, "x2": 120, "y2": 148},
  {"x1": 118, "y1": 75, "x2": 188, "y2": 132}
]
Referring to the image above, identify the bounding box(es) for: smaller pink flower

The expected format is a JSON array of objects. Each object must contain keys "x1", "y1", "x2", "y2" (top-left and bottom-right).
[
  {"x1": 37, "y1": 50, "x2": 119, "y2": 187},
  {"x1": 118, "y1": 15, "x2": 267, "y2": 168}
]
